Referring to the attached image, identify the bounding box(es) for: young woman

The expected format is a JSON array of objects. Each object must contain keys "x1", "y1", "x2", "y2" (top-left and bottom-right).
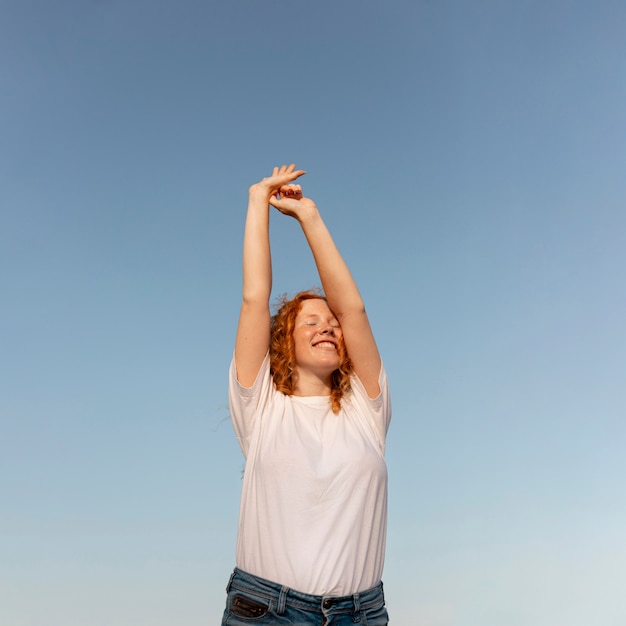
[{"x1": 222, "y1": 164, "x2": 391, "y2": 625}]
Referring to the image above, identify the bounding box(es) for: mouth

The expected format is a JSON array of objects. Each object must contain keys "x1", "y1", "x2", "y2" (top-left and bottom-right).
[{"x1": 312, "y1": 340, "x2": 337, "y2": 350}]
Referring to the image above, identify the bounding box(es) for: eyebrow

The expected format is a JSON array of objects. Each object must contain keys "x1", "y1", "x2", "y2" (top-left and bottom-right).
[{"x1": 300, "y1": 314, "x2": 339, "y2": 323}]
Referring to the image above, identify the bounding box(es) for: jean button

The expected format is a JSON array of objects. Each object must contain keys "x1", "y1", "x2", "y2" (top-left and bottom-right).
[{"x1": 323, "y1": 598, "x2": 332, "y2": 609}]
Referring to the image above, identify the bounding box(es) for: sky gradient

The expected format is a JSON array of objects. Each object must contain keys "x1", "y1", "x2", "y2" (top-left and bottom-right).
[{"x1": 2, "y1": 1, "x2": 625, "y2": 624}]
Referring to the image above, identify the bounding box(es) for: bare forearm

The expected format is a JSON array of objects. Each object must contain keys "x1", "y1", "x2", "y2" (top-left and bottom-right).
[
  {"x1": 241, "y1": 189, "x2": 272, "y2": 304},
  {"x1": 298, "y1": 208, "x2": 364, "y2": 317}
]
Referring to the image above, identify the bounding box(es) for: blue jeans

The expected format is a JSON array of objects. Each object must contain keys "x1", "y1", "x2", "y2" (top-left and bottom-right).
[{"x1": 221, "y1": 568, "x2": 389, "y2": 625}]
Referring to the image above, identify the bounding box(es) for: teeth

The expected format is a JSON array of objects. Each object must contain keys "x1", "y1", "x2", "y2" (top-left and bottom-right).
[{"x1": 314, "y1": 342, "x2": 336, "y2": 349}]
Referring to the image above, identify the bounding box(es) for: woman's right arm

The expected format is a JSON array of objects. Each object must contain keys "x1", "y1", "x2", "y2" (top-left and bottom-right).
[{"x1": 234, "y1": 165, "x2": 306, "y2": 386}]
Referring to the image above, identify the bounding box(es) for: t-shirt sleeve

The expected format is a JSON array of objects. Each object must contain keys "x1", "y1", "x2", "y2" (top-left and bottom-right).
[
  {"x1": 228, "y1": 352, "x2": 273, "y2": 458},
  {"x1": 350, "y1": 362, "x2": 392, "y2": 450}
]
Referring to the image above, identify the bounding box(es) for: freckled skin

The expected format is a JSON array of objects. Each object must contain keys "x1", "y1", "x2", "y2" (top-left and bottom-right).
[{"x1": 292, "y1": 299, "x2": 343, "y2": 390}]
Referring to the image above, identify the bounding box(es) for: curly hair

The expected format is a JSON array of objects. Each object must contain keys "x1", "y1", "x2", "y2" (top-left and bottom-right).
[{"x1": 270, "y1": 290, "x2": 353, "y2": 414}]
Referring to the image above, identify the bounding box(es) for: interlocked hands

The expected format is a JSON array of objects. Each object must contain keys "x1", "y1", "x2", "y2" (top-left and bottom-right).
[{"x1": 249, "y1": 164, "x2": 317, "y2": 220}]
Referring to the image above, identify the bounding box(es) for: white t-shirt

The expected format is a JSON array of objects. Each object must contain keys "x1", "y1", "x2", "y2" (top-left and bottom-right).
[{"x1": 228, "y1": 353, "x2": 391, "y2": 596}]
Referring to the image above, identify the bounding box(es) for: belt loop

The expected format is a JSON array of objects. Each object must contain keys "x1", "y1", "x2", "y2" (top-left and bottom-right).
[
  {"x1": 225, "y1": 570, "x2": 236, "y2": 593},
  {"x1": 277, "y1": 585, "x2": 288, "y2": 615},
  {"x1": 352, "y1": 592, "x2": 361, "y2": 622}
]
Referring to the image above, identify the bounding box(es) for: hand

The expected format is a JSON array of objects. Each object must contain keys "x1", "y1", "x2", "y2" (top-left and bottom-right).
[
  {"x1": 268, "y1": 166, "x2": 318, "y2": 220},
  {"x1": 248, "y1": 163, "x2": 306, "y2": 201}
]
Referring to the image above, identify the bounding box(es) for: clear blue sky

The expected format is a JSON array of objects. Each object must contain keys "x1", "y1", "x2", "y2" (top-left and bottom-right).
[{"x1": 2, "y1": 1, "x2": 625, "y2": 624}]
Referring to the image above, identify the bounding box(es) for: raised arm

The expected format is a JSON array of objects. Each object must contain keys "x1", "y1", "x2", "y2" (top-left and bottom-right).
[
  {"x1": 234, "y1": 165, "x2": 306, "y2": 386},
  {"x1": 270, "y1": 181, "x2": 382, "y2": 398}
]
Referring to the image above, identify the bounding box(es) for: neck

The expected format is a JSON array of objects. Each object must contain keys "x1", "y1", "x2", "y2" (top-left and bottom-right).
[{"x1": 293, "y1": 368, "x2": 333, "y2": 397}]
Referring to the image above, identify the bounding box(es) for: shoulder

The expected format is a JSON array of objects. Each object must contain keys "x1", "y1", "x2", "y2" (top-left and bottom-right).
[
  {"x1": 345, "y1": 362, "x2": 391, "y2": 445},
  {"x1": 350, "y1": 362, "x2": 390, "y2": 406},
  {"x1": 229, "y1": 352, "x2": 282, "y2": 456},
  {"x1": 230, "y1": 352, "x2": 271, "y2": 396}
]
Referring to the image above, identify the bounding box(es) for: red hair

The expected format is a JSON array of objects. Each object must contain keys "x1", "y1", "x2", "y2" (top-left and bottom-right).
[{"x1": 270, "y1": 290, "x2": 353, "y2": 414}]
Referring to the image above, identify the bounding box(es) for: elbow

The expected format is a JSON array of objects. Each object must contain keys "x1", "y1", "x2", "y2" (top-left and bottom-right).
[
  {"x1": 241, "y1": 281, "x2": 271, "y2": 306},
  {"x1": 334, "y1": 301, "x2": 367, "y2": 321},
  {"x1": 241, "y1": 291, "x2": 270, "y2": 309}
]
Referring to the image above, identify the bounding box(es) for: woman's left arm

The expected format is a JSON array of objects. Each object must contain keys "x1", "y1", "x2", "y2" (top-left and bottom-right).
[{"x1": 271, "y1": 190, "x2": 381, "y2": 398}]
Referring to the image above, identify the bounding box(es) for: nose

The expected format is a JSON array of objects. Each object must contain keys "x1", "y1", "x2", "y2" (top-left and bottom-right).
[{"x1": 320, "y1": 325, "x2": 335, "y2": 336}]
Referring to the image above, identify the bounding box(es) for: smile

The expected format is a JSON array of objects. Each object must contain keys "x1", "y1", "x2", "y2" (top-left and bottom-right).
[{"x1": 313, "y1": 341, "x2": 337, "y2": 350}]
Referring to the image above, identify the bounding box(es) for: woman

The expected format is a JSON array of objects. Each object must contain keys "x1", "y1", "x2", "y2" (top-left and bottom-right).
[{"x1": 222, "y1": 164, "x2": 391, "y2": 625}]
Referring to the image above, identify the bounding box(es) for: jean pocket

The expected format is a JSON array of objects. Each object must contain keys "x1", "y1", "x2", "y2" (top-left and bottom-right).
[
  {"x1": 363, "y1": 601, "x2": 389, "y2": 626},
  {"x1": 230, "y1": 593, "x2": 271, "y2": 620}
]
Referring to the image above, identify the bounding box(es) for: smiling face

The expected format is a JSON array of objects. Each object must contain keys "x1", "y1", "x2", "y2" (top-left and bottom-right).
[{"x1": 292, "y1": 298, "x2": 343, "y2": 379}]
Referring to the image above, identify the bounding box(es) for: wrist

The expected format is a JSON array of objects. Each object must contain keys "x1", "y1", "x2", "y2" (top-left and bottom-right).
[
  {"x1": 248, "y1": 183, "x2": 272, "y2": 202},
  {"x1": 296, "y1": 204, "x2": 321, "y2": 226}
]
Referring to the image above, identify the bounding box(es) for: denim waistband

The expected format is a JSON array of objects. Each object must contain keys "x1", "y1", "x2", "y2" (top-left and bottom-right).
[{"x1": 226, "y1": 567, "x2": 385, "y2": 615}]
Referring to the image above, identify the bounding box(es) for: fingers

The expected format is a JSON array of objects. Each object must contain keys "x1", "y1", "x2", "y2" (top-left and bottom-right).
[
  {"x1": 273, "y1": 163, "x2": 306, "y2": 183},
  {"x1": 271, "y1": 164, "x2": 294, "y2": 179},
  {"x1": 273, "y1": 186, "x2": 301, "y2": 202},
  {"x1": 279, "y1": 183, "x2": 302, "y2": 197},
  {"x1": 257, "y1": 164, "x2": 306, "y2": 200}
]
